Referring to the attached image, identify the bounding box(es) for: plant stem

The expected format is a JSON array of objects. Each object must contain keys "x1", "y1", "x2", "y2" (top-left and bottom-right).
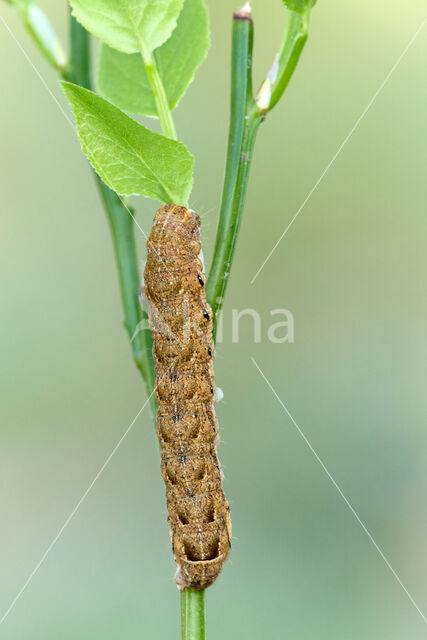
[
  {"x1": 95, "y1": 180, "x2": 156, "y2": 416},
  {"x1": 140, "y1": 46, "x2": 177, "y2": 140},
  {"x1": 207, "y1": 3, "x2": 314, "y2": 336},
  {"x1": 64, "y1": 14, "x2": 91, "y2": 88},
  {"x1": 64, "y1": 15, "x2": 156, "y2": 415},
  {"x1": 181, "y1": 589, "x2": 205, "y2": 640},
  {"x1": 207, "y1": 8, "x2": 263, "y2": 338},
  {"x1": 269, "y1": 8, "x2": 311, "y2": 111}
]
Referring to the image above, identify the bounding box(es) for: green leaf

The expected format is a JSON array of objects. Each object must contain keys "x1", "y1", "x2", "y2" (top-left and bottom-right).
[
  {"x1": 282, "y1": 0, "x2": 316, "y2": 12},
  {"x1": 3, "y1": 0, "x2": 67, "y2": 70},
  {"x1": 97, "y1": 0, "x2": 209, "y2": 116},
  {"x1": 62, "y1": 82, "x2": 194, "y2": 205},
  {"x1": 69, "y1": 0, "x2": 184, "y2": 54}
]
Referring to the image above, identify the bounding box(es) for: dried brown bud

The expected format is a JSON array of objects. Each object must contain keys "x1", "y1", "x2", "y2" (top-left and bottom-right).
[{"x1": 234, "y1": 1, "x2": 253, "y2": 22}]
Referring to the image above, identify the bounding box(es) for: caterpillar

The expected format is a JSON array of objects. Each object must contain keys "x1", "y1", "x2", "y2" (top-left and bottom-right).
[{"x1": 144, "y1": 204, "x2": 231, "y2": 590}]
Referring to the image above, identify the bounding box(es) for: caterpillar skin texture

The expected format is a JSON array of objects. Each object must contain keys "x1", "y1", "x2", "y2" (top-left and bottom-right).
[{"x1": 144, "y1": 204, "x2": 231, "y2": 590}]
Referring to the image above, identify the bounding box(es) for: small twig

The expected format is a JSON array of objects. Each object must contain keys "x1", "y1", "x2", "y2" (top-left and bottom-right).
[
  {"x1": 63, "y1": 14, "x2": 90, "y2": 88},
  {"x1": 268, "y1": 8, "x2": 311, "y2": 111},
  {"x1": 207, "y1": 3, "x2": 262, "y2": 339},
  {"x1": 95, "y1": 180, "x2": 156, "y2": 417},
  {"x1": 207, "y1": 2, "x2": 314, "y2": 338}
]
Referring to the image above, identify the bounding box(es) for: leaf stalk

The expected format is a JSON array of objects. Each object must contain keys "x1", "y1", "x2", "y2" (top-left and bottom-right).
[{"x1": 140, "y1": 45, "x2": 177, "y2": 140}]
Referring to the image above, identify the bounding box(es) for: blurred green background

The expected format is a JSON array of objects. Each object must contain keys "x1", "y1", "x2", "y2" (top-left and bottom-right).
[{"x1": 1, "y1": 0, "x2": 426, "y2": 638}]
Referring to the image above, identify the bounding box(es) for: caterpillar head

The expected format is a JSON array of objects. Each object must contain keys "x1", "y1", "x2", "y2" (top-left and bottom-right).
[{"x1": 151, "y1": 204, "x2": 200, "y2": 247}]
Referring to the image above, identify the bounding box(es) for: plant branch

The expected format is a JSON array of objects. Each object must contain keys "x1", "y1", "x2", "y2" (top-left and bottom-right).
[
  {"x1": 207, "y1": 5, "x2": 262, "y2": 338},
  {"x1": 181, "y1": 589, "x2": 205, "y2": 640},
  {"x1": 268, "y1": 8, "x2": 311, "y2": 111},
  {"x1": 64, "y1": 15, "x2": 156, "y2": 416},
  {"x1": 208, "y1": 2, "x2": 314, "y2": 337},
  {"x1": 64, "y1": 13, "x2": 91, "y2": 88},
  {"x1": 96, "y1": 181, "x2": 156, "y2": 417}
]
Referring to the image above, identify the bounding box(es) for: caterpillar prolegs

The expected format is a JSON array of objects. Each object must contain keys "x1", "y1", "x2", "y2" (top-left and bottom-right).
[{"x1": 144, "y1": 204, "x2": 231, "y2": 590}]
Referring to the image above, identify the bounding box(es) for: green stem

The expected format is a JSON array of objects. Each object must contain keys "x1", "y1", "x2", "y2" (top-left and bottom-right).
[
  {"x1": 96, "y1": 181, "x2": 156, "y2": 417},
  {"x1": 207, "y1": 4, "x2": 313, "y2": 336},
  {"x1": 269, "y1": 8, "x2": 311, "y2": 111},
  {"x1": 207, "y1": 9, "x2": 263, "y2": 339},
  {"x1": 181, "y1": 589, "x2": 205, "y2": 640},
  {"x1": 64, "y1": 15, "x2": 156, "y2": 417},
  {"x1": 140, "y1": 46, "x2": 177, "y2": 140},
  {"x1": 63, "y1": 14, "x2": 91, "y2": 88}
]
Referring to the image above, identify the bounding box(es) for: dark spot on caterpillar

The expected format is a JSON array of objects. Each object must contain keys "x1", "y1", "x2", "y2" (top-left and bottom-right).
[
  {"x1": 166, "y1": 467, "x2": 178, "y2": 486},
  {"x1": 203, "y1": 309, "x2": 210, "y2": 321},
  {"x1": 195, "y1": 462, "x2": 207, "y2": 480},
  {"x1": 208, "y1": 347, "x2": 212, "y2": 357},
  {"x1": 178, "y1": 511, "x2": 189, "y2": 525},
  {"x1": 184, "y1": 542, "x2": 200, "y2": 562},
  {"x1": 184, "y1": 537, "x2": 220, "y2": 561},
  {"x1": 170, "y1": 373, "x2": 177, "y2": 383},
  {"x1": 204, "y1": 503, "x2": 216, "y2": 523},
  {"x1": 197, "y1": 274, "x2": 204, "y2": 287},
  {"x1": 210, "y1": 385, "x2": 214, "y2": 395},
  {"x1": 204, "y1": 540, "x2": 220, "y2": 561}
]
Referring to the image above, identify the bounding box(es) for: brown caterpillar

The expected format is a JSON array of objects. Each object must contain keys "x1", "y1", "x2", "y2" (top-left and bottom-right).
[{"x1": 144, "y1": 204, "x2": 231, "y2": 590}]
